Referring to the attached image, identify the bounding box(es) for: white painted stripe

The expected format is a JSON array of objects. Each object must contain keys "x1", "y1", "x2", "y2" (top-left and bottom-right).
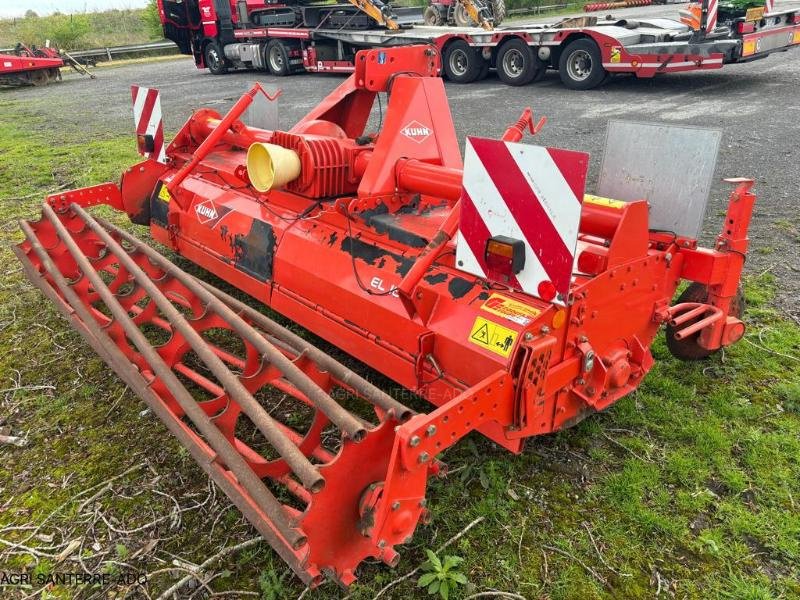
[
  {"x1": 454, "y1": 230, "x2": 487, "y2": 279},
  {"x1": 461, "y1": 143, "x2": 553, "y2": 296},
  {"x1": 147, "y1": 101, "x2": 162, "y2": 137},
  {"x1": 504, "y1": 143, "x2": 581, "y2": 251},
  {"x1": 132, "y1": 86, "x2": 148, "y2": 123}
]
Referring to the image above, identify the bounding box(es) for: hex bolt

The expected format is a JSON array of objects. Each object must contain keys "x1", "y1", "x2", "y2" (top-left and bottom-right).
[
  {"x1": 409, "y1": 435, "x2": 421, "y2": 447},
  {"x1": 425, "y1": 425, "x2": 437, "y2": 437},
  {"x1": 540, "y1": 326, "x2": 550, "y2": 335},
  {"x1": 524, "y1": 332, "x2": 534, "y2": 341},
  {"x1": 378, "y1": 539, "x2": 386, "y2": 548},
  {"x1": 391, "y1": 501, "x2": 401, "y2": 510},
  {"x1": 579, "y1": 335, "x2": 588, "y2": 343},
  {"x1": 418, "y1": 451, "x2": 430, "y2": 463}
]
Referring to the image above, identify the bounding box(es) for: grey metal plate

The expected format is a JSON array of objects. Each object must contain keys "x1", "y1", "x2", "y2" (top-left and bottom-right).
[
  {"x1": 597, "y1": 121, "x2": 722, "y2": 239},
  {"x1": 242, "y1": 86, "x2": 279, "y2": 131}
]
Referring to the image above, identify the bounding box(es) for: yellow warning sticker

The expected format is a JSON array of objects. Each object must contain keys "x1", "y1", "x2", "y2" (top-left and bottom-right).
[
  {"x1": 584, "y1": 194, "x2": 626, "y2": 209},
  {"x1": 469, "y1": 317, "x2": 518, "y2": 358},
  {"x1": 480, "y1": 293, "x2": 540, "y2": 326},
  {"x1": 610, "y1": 46, "x2": 622, "y2": 63},
  {"x1": 744, "y1": 6, "x2": 764, "y2": 21},
  {"x1": 158, "y1": 184, "x2": 171, "y2": 203},
  {"x1": 794, "y1": 31, "x2": 800, "y2": 45},
  {"x1": 743, "y1": 39, "x2": 757, "y2": 57}
]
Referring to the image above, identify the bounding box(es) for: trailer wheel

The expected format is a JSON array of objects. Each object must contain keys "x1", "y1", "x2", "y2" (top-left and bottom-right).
[
  {"x1": 204, "y1": 42, "x2": 228, "y2": 75},
  {"x1": 558, "y1": 38, "x2": 606, "y2": 90},
  {"x1": 443, "y1": 40, "x2": 483, "y2": 83},
  {"x1": 665, "y1": 283, "x2": 745, "y2": 361},
  {"x1": 496, "y1": 39, "x2": 541, "y2": 86},
  {"x1": 29, "y1": 69, "x2": 50, "y2": 86},
  {"x1": 266, "y1": 40, "x2": 291, "y2": 76}
]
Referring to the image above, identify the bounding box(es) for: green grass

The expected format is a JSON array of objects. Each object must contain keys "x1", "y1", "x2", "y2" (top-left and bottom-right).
[
  {"x1": 1, "y1": 95, "x2": 799, "y2": 599},
  {"x1": 0, "y1": 8, "x2": 159, "y2": 50}
]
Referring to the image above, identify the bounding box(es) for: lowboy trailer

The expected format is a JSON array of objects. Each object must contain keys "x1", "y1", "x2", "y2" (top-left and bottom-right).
[{"x1": 159, "y1": 0, "x2": 800, "y2": 88}]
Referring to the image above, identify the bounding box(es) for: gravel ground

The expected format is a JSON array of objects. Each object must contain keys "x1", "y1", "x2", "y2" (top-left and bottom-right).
[{"x1": 3, "y1": 6, "x2": 799, "y2": 316}]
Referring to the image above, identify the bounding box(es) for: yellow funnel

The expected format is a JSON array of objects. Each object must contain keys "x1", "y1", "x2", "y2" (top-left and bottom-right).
[{"x1": 247, "y1": 143, "x2": 301, "y2": 192}]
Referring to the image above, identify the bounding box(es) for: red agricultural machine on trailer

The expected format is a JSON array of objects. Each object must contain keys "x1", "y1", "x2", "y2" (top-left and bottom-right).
[
  {"x1": 0, "y1": 44, "x2": 63, "y2": 86},
  {"x1": 16, "y1": 45, "x2": 755, "y2": 587},
  {"x1": 158, "y1": 0, "x2": 800, "y2": 88}
]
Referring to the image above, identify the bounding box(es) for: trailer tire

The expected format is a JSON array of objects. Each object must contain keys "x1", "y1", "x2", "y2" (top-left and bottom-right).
[
  {"x1": 477, "y1": 57, "x2": 490, "y2": 80},
  {"x1": 665, "y1": 283, "x2": 745, "y2": 361},
  {"x1": 496, "y1": 39, "x2": 541, "y2": 86},
  {"x1": 204, "y1": 42, "x2": 228, "y2": 75},
  {"x1": 558, "y1": 38, "x2": 606, "y2": 90},
  {"x1": 266, "y1": 40, "x2": 291, "y2": 76},
  {"x1": 29, "y1": 69, "x2": 50, "y2": 86},
  {"x1": 442, "y1": 40, "x2": 483, "y2": 83}
]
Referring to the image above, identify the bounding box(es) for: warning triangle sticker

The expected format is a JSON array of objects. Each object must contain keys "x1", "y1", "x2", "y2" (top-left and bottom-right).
[{"x1": 471, "y1": 323, "x2": 490, "y2": 344}]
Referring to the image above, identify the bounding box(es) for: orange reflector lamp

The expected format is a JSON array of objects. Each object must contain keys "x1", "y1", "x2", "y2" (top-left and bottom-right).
[{"x1": 485, "y1": 236, "x2": 525, "y2": 279}]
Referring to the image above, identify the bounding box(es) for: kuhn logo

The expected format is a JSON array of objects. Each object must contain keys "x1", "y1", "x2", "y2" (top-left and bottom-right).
[
  {"x1": 401, "y1": 121, "x2": 432, "y2": 144},
  {"x1": 194, "y1": 200, "x2": 219, "y2": 224}
]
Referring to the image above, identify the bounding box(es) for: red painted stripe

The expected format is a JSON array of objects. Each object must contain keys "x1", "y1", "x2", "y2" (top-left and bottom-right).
[
  {"x1": 460, "y1": 190, "x2": 522, "y2": 290},
  {"x1": 546, "y1": 147, "x2": 588, "y2": 206},
  {"x1": 468, "y1": 138, "x2": 574, "y2": 292},
  {"x1": 136, "y1": 88, "x2": 159, "y2": 136}
]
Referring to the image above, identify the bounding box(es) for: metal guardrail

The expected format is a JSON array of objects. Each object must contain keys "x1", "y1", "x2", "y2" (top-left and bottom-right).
[
  {"x1": 0, "y1": 40, "x2": 177, "y2": 60},
  {"x1": 67, "y1": 40, "x2": 178, "y2": 60}
]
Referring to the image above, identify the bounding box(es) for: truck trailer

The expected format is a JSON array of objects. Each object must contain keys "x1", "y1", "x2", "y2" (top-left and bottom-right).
[{"x1": 158, "y1": 0, "x2": 800, "y2": 88}]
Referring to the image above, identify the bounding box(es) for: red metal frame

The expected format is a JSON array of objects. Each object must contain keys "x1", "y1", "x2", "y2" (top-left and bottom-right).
[
  {"x1": 16, "y1": 45, "x2": 756, "y2": 587},
  {"x1": 0, "y1": 47, "x2": 63, "y2": 83}
]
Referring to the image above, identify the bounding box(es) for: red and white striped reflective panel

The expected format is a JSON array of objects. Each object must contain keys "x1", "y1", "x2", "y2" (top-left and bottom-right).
[
  {"x1": 131, "y1": 85, "x2": 166, "y2": 164},
  {"x1": 705, "y1": 0, "x2": 718, "y2": 31},
  {"x1": 764, "y1": 0, "x2": 774, "y2": 12},
  {"x1": 455, "y1": 137, "x2": 589, "y2": 305}
]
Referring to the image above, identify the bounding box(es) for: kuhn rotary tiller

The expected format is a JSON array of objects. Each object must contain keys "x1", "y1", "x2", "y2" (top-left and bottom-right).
[{"x1": 15, "y1": 45, "x2": 754, "y2": 586}]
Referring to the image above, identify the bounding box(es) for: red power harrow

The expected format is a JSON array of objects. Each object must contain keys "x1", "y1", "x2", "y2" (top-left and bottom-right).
[{"x1": 15, "y1": 45, "x2": 755, "y2": 587}]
